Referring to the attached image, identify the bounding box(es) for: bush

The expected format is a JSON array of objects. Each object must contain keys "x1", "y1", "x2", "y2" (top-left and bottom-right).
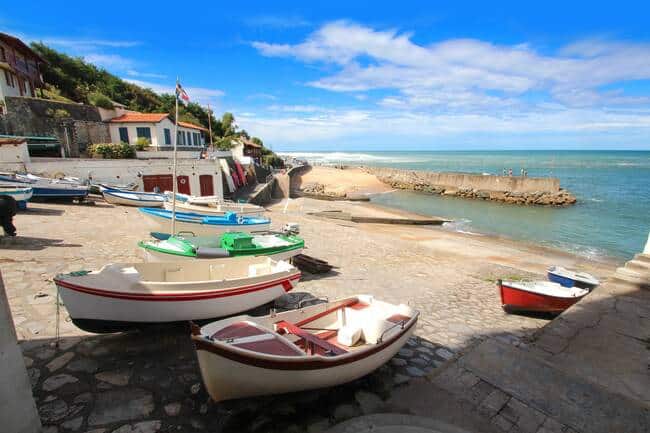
[
  {"x1": 45, "y1": 108, "x2": 71, "y2": 119},
  {"x1": 135, "y1": 137, "x2": 151, "y2": 151},
  {"x1": 89, "y1": 142, "x2": 135, "y2": 159},
  {"x1": 88, "y1": 91, "x2": 114, "y2": 109}
]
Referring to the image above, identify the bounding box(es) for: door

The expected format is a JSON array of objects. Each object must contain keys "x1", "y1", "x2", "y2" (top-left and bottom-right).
[
  {"x1": 177, "y1": 176, "x2": 191, "y2": 195},
  {"x1": 199, "y1": 175, "x2": 214, "y2": 196},
  {"x1": 142, "y1": 174, "x2": 173, "y2": 192}
]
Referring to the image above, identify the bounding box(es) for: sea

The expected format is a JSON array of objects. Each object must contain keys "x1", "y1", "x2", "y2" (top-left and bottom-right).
[{"x1": 282, "y1": 150, "x2": 650, "y2": 261}]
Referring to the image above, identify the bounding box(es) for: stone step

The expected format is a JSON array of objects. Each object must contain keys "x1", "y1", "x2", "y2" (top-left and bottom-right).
[
  {"x1": 625, "y1": 259, "x2": 650, "y2": 273},
  {"x1": 613, "y1": 267, "x2": 650, "y2": 286},
  {"x1": 456, "y1": 339, "x2": 650, "y2": 433},
  {"x1": 632, "y1": 253, "x2": 650, "y2": 265}
]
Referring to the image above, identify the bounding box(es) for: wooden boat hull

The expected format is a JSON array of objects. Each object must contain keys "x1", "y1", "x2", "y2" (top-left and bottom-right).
[
  {"x1": 163, "y1": 200, "x2": 263, "y2": 216},
  {"x1": 192, "y1": 296, "x2": 418, "y2": 401},
  {"x1": 103, "y1": 191, "x2": 165, "y2": 207},
  {"x1": 140, "y1": 209, "x2": 270, "y2": 236},
  {"x1": 54, "y1": 259, "x2": 300, "y2": 332},
  {"x1": 142, "y1": 247, "x2": 303, "y2": 263},
  {"x1": 498, "y1": 280, "x2": 586, "y2": 314}
]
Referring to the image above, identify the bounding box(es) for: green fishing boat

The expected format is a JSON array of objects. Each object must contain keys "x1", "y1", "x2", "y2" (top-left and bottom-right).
[{"x1": 139, "y1": 232, "x2": 304, "y2": 262}]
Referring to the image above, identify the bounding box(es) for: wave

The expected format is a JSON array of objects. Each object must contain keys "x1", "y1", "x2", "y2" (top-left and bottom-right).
[
  {"x1": 279, "y1": 151, "x2": 423, "y2": 164},
  {"x1": 442, "y1": 218, "x2": 483, "y2": 236}
]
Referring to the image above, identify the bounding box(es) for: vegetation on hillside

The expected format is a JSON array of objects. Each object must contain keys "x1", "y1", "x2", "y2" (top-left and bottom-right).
[{"x1": 30, "y1": 42, "x2": 280, "y2": 158}]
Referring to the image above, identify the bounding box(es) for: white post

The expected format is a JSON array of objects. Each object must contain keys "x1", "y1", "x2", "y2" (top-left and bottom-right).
[
  {"x1": 171, "y1": 78, "x2": 179, "y2": 235},
  {"x1": 644, "y1": 232, "x2": 650, "y2": 255}
]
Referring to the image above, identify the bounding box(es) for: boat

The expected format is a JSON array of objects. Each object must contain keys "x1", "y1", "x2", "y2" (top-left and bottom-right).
[
  {"x1": 0, "y1": 184, "x2": 33, "y2": 202},
  {"x1": 163, "y1": 192, "x2": 265, "y2": 216},
  {"x1": 103, "y1": 190, "x2": 166, "y2": 207},
  {"x1": 138, "y1": 231, "x2": 304, "y2": 262},
  {"x1": 0, "y1": 173, "x2": 88, "y2": 199},
  {"x1": 53, "y1": 256, "x2": 301, "y2": 333},
  {"x1": 547, "y1": 266, "x2": 600, "y2": 290},
  {"x1": 191, "y1": 295, "x2": 418, "y2": 402},
  {"x1": 89, "y1": 182, "x2": 138, "y2": 195},
  {"x1": 498, "y1": 279, "x2": 589, "y2": 314},
  {"x1": 139, "y1": 208, "x2": 271, "y2": 236}
]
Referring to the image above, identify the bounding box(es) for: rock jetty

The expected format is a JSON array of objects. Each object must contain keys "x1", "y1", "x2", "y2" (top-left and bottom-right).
[{"x1": 366, "y1": 167, "x2": 577, "y2": 206}]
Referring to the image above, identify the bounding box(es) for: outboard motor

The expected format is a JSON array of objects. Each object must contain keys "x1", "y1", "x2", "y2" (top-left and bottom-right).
[{"x1": 282, "y1": 222, "x2": 300, "y2": 235}]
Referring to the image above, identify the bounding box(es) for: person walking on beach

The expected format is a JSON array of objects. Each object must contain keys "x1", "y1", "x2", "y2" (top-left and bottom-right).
[
  {"x1": 502, "y1": 168, "x2": 507, "y2": 176},
  {"x1": 0, "y1": 195, "x2": 17, "y2": 236},
  {"x1": 508, "y1": 168, "x2": 513, "y2": 176},
  {"x1": 521, "y1": 168, "x2": 525, "y2": 177}
]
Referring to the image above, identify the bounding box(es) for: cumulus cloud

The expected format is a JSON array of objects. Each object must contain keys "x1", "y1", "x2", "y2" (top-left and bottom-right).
[
  {"x1": 253, "y1": 21, "x2": 650, "y2": 110},
  {"x1": 123, "y1": 79, "x2": 225, "y2": 106}
]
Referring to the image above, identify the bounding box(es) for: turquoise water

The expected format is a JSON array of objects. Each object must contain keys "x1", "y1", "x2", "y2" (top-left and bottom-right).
[{"x1": 284, "y1": 151, "x2": 650, "y2": 260}]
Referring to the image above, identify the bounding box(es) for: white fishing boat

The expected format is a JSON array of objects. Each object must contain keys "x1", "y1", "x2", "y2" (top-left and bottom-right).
[
  {"x1": 547, "y1": 266, "x2": 600, "y2": 290},
  {"x1": 54, "y1": 256, "x2": 301, "y2": 333},
  {"x1": 0, "y1": 183, "x2": 33, "y2": 202},
  {"x1": 192, "y1": 295, "x2": 418, "y2": 402},
  {"x1": 0, "y1": 173, "x2": 88, "y2": 199},
  {"x1": 163, "y1": 191, "x2": 265, "y2": 216},
  {"x1": 103, "y1": 190, "x2": 166, "y2": 207},
  {"x1": 139, "y1": 208, "x2": 271, "y2": 236}
]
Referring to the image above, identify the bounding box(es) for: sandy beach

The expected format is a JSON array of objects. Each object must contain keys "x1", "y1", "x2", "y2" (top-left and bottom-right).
[{"x1": 293, "y1": 166, "x2": 392, "y2": 196}]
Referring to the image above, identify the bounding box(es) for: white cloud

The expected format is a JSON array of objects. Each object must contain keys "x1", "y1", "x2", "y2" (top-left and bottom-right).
[
  {"x1": 83, "y1": 53, "x2": 134, "y2": 70},
  {"x1": 37, "y1": 37, "x2": 140, "y2": 50},
  {"x1": 246, "y1": 93, "x2": 278, "y2": 101},
  {"x1": 123, "y1": 79, "x2": 225, "y2": 106},
  {"x1": 252, "y1": 21, "x2": 650, "y2": 111},
  {"x1": 267, "y1": 104, "x2": 329, "y2": 113},
  {"x1": 126, "y1": 70, "x2": 167, "y2": 79},
  {"x1": 245, "y1": 15, "x2": 311, "y2": 29}
]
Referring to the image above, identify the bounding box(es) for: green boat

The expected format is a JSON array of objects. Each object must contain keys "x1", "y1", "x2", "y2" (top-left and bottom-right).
[{"x1": 139, "y1": 232, "x2": 304, "y2": 262}]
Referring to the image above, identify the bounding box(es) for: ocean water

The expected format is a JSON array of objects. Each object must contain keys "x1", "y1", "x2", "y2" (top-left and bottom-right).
[{"x1": 284, "y1": 151, "x2": 650, "y2": 260}]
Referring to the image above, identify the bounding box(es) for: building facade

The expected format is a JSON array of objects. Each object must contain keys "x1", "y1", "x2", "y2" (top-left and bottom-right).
[
  {"x1": 108, "y1": 112, "x2": 207, "y2": 150},
  {"x1": 0, "y1": 33, "x2": 44, "y2": 111}
]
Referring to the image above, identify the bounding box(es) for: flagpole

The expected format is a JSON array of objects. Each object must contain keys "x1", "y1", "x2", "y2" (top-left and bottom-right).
[
  {"x1": 207, "y1": 103, "x2": 213, "y2": 149},
  {"x1": 171, "y1": 77, "x2": 179, "y2": 235}
]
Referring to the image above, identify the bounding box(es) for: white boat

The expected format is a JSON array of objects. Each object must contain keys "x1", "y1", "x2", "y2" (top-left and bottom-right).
[
  {"x1": 0, "y1": 183, "x2": 33, "y2": 202},
  {"x1": 164, "y1": 191, "x2": 265, "y2": 216},
  {"x1": 192, "y1": 295, "x2": 418, "y2": 402},
  {"x1": 54, "y1": 256, "x2": 301, "y2": 333},
  {"x1": 103, "y1": 190, "x2": 166, "y2": 207},
  {"x1": 139, "y1": 208, "x2": 271, "y2": 236},
  {"x1": 547, "y1": 266, "x2": 600, "y2": 290},
  {"x1": 0, "y1": 173, "x2": 88, "y2": 199}
]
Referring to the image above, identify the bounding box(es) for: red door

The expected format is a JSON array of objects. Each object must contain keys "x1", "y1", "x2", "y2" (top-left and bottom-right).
[
  {"x1": 199, "y1": 175, "x2": 214, "y2": 196},
  {"x1": 177, "y1": 176, "x2": 191, "y2": 195},
  {"x1": 142, "y1": 174, "x2": 173, "y2": 192}
]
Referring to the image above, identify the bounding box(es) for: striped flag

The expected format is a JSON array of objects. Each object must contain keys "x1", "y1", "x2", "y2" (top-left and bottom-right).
[{"x1": 176, "y1": 82, "x2": 190, "y2": 105}]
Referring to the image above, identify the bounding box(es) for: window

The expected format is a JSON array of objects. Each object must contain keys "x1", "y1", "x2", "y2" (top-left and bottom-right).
[
  {"x1": 4, "y1": 70, "x2": 12, "y2": 86},
  {"x1": 185, "y1": 131, "x2": 191, "y2": 146},
  {"x1": 119, "y1": 127, "x2": 129, "y2": 143},
  {"x1": 194, "y1": 133, "x2": 200, "y2": 146},
  {"x1": 177, "y1": 131, "x2": 183, "y2": 145},
  {"x1": 164, "y1": 128, "x2": 171, "y2": 145},
  {"x1": 0, "y1": 46, "x2": 5, "y2": 62},
  {"x1": 136, "y1": 127, "x2": 152, "y2": 141}
]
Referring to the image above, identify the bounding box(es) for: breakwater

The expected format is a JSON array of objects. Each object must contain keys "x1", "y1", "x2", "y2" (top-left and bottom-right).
[{"x1": 365, "y1": 167, "x2": 576, "y2": 206}]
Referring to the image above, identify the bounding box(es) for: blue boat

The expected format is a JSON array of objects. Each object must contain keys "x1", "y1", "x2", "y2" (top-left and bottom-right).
[
  {"x1": 139, "y1": 207, "x2": 271, "y2": 236},
  {"x1": 0, "y1": 183, "x2": 33, "y2": 209},
  {"x1": 0, "y1": 173, "x2": 88, "y2": 199},
  {"x1": 547, "y1": 266, "x2": 600, "y2": 290}
]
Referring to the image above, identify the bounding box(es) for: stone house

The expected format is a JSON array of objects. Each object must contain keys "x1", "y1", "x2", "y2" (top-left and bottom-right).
[
  {"x1": 0, "y1": 33, "x2": 44, "y2": 112},
  {"x1": 108, "y1": 111, "x2": 207, "y2": 150}
]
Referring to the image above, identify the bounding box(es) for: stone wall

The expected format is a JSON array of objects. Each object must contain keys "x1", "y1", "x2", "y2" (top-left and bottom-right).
[{"x1": 366, "y1": 166, "x2": 576, "y2": 206}]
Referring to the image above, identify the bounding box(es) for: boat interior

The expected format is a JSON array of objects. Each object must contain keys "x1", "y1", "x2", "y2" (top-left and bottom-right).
[
  {"x1": 109, "y1": 257, "x2": 292, "y2": 283},
  {"x1": 503, "y1": 280, "x2": 588, "y2": 298},
  {"x1": 200, "y1": 296, "x2": 417, "y2": 358}
]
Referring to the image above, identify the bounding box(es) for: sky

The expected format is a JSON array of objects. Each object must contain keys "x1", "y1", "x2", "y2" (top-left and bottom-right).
[{"x1": 2, "y1": 1, "x2": 650, "y2": 151}]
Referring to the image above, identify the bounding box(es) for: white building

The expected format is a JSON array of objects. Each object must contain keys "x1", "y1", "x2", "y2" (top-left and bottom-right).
[{"x1": 108, "y1": 112, "x2": 207, "y2": 150}]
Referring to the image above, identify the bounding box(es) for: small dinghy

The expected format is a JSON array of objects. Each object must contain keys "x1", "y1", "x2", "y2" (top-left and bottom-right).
[
  {"x1": 164, "y1": 192, "x2": 265, "y2": 216},
  {"x1": 139, "y1": 231, "x2": 304, "y2": 262},
  {"x1": 103, "y1": 190, "x2": 166, "y2": 207},
  {"x1": 498, "y1": 279, "x2": 588, "y2": 314},
  {"x1": 139, "y1": 207, "x2": 271, "y2": 236},
  {"x1": 0, "y1": 183, "x2": 33, "y2": 207},
  {"x1": 54, "y1": 257, "x2": 301, "y2": 333},
  {"x1": 0, "y1": 173, "x2": 88, "y2": 199},
  {"x1": 191, "y1": 295, "x2": 418, "y2": 402},
  {"x1": 547, "y1": 266, "x2": 600, "y2": 290}
]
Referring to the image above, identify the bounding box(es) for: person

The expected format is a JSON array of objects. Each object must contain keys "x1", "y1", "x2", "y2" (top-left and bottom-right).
[
  {"x1": 508, "y1": 168, "x2": 513, "y2": 176},
  {"x1": 521, "y1": 168, "x2": 525, "y2": 177},
  {"x1": 524, "y1": 169, "x2": 528, "y2": 177},
  {"x1": 502, "y1": 168, "x2": 507, "y2": 176},
  {"x1": 153, "y1": 186, "x2": 161, "y2": 193},
  {"x1": 0, "y1": 195, "x2": 18, "y2": 236}
]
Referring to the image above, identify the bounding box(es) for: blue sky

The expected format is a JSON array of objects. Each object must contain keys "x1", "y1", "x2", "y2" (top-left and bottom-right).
[{"x1": 2, "y1": 1, "x2": 650, "y2": 150}]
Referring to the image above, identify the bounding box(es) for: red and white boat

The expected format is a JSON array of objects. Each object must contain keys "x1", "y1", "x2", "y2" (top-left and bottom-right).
[
  {"x1": 498, "y1": 279, "x2": 588, "y2": 314},
  {"x1": 191, "y1": 295, "x2": 419, "y2": 402},
  {"x1": 54, "y1": 257, "x2": 301, "y2": 333}
]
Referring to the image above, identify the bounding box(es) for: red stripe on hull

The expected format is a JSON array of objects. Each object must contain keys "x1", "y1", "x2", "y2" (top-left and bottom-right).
[
  {"x1": 499, "y1": 283, "x2": 584, "y2": 313},
  {"x1": 55, "y1": 273, "x2": 301, "y2": 302}
]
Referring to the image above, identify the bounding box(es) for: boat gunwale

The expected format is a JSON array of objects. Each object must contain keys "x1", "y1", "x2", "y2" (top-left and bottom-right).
[
  {"x1": 500, "y1": 280, "x2": 589, "y2": 300},
  {"x1": 139, "y1": 208, "x2": 271, "y2": 226}
]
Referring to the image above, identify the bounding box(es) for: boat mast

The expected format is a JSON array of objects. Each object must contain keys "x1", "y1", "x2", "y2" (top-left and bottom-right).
[{"x1": 171, "y1": 77, "x2": 179, "y2": 235}]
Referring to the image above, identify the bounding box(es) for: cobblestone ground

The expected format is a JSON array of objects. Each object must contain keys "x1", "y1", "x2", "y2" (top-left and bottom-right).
[{"x1": 2, "y1": 199, "x2": 614, "y2": 432}]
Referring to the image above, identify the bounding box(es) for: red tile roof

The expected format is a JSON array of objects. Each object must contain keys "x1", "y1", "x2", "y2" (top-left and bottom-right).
[
  {"x1": 178, "y1": 121, "x2": 208, "y2": 131},
  {"x1": 109, "y1": 113, "x2": 169, "y2": 123}
]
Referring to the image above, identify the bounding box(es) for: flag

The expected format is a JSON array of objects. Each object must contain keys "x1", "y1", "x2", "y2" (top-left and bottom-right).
[{"x1": 176, "y1": 82, "x2": 190, "y2": 105}]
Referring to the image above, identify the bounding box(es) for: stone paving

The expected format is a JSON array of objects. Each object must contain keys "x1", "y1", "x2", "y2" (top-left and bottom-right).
[{"x1": 1, "y1": 198, "x2": 617, "y2": 432}]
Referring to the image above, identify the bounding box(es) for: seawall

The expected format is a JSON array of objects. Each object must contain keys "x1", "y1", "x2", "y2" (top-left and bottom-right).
[{"x1": 365, "y1": 166, "x2": 576, "y2": 206}]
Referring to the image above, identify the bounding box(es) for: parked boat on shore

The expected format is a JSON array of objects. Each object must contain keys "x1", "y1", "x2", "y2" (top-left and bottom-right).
[
  {"x1": 0, "y1": 173, "x2": 88, "y2": 199},
  {"x1": 164, "y1": 192, "x2": 265, "y2": 216},
  {"x1": 191, "y1": 295, "x2": 418, "y2": 402},
  {"x1": 139, "y1": 231, "x2": 304, "y2": 262},
  {"x1": 103, "y1": 190, "x2": 166, "y2": 207},
  {"x1": 498, "y1": 279, "x2": 588, "y2": 314},
  {"x1": 139, "y1": 208, "x2": 271, "y2": 236},
  {"x1": 54, "y1": 257, "x2": 301, "y2": 333},
  {"x1": 547, "y1": 266, "x2": 600, "y2": 290},
  {"x1": 0, "y1": 183, "x2": 33, "y2": 203}
]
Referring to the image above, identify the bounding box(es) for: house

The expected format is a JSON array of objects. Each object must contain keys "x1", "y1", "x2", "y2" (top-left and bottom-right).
[
  {"x1": 108, "y1": 112, "x2": 207, "y2": 150},
  {"x1": 231, "y1": 138, "x2": 262, "y2": 163},
  {"x1": 0, "y1": 33, "x2": 45, "y2": 109}
]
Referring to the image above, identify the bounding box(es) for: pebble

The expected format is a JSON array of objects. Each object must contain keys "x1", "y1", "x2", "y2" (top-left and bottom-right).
[
  {"x1": 406, "y1": 366, "x2": 426, "y2": 377},
  {"x1": 391, "y1": 357, "x2": 407, "y2": 367},
  {"x1": 39, "y1": 399, "x2": 69, "y2": 423},
  {"x1": 164, "y1": 402, "x2": 181, "y2": 416},
  {"x1": 61, "y1": 416, "x2": 83, "y2": 431},
  {"x1": 355, "y1": 390, "x2": 383, "y2": 414},
  {"x1": 333, "y1": 403, "x2": 357, "y2": 421},
  {"x1": 23, "y1": 356, "x2": 34, "y2": 368},
  {"x1": 35, "y1": 347, "x2": 56, "y2": 360},
  {"x1": 398, "y1": 348, "x2": 414, "y2": 357},
  {"x1": 410, "y1": 357, "x2": 430, "y2": 367},
  {"x1": 435, "y1": 348, "x2": 455, "y2": 360},
  {"x1": 111, "y1": 420, "x2": 161, "y2": 433},
  {"x1": 46, "y1": 352, "x2": 75, "y2": 372},
  {"x1": 190, "y1": 383, "x2": 201, "y2": 394},
  {"x1": 393, "y1": 373, "x2": 410, "y2": 385},
  {"x1": 42, "y1": 373, "x2": 78, "y2": 391},
  {"x1": 415, "y1": 346, "x2": 433, "y2": 355},
  {"x1": 28, "y1": 368, "x2": 41, "y2": 387},
  {"x1": 95, "y1": 370, "x2": 131, "y2": 386},
  {"x1": 67, "y1": 358, "x2": 99, "y2": 374}
]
